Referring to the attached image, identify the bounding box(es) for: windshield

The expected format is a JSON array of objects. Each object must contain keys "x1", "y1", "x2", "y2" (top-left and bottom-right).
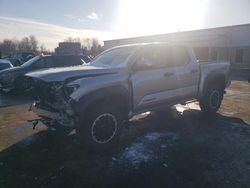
[
  {"x1": 90, "y1": 46, "x2": 137, "y2": 67},
  {"x1": 21, "y1": 56, "x2": 40, "y2": 67}
]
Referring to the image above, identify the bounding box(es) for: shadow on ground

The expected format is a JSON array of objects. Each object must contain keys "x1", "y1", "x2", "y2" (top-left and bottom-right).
[{"x1": 0, "y1": 108, "x2": 250, "y2": 188}]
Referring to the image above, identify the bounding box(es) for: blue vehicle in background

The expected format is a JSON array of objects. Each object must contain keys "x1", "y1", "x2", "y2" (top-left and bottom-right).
[
  {"x1": 0, "y1": 59, "x2": 13, "y2": 71},
  {"x1": 4, "y1": 52, "x2": 36, "y2": 66},
  {"x1": 0, "y1": 54, "x2": 91, "y2": 92}
]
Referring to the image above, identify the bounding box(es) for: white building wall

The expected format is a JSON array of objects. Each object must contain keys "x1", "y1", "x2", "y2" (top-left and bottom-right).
[
  {"x1": 230, "y1": 26, "x2": 250, "y2": 47},
  {"x1": 104, "y1": 24, "x2": 250, "y2": 69}
]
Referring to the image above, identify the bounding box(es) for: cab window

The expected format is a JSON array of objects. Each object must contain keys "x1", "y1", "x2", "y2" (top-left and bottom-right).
[{"x1": 138, "y1": 45, "x2": 173, "y2": 69}]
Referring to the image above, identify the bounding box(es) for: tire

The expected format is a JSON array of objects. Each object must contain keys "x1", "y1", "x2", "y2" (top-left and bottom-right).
[
  {"x1": 76, "y1": 102, "x2": 124, "y2": 151},
  {"x1": 199, "y1": 84, "x2": 224, "y2": 115}
]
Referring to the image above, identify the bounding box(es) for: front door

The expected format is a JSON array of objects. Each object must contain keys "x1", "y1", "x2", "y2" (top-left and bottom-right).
[{"x1": 131, "y1": 44, "x2": 178, "y2": 112}]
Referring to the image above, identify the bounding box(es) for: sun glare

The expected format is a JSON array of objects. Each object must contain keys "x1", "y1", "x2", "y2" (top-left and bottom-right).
[{"x1": 114, "y1": 0, "x2": 207, "y2": 37}]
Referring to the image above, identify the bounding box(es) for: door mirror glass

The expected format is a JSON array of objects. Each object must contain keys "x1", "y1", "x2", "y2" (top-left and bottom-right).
[{"x1": 133, "y1": 57, "x2": 153, "y2": 71}]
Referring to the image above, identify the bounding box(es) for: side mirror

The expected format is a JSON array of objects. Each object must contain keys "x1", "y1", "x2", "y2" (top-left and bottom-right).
[{"x1": 132, "y1": 57, "x2": 153, "y2": 71}]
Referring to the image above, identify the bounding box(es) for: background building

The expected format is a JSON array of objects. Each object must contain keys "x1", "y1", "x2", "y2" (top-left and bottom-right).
[
  {"x1": 104, "y1": 24, "x2": 250, "y2": 69},
  {"x1": 55, "y1": 42, "x2": 85, "y2": 55}
]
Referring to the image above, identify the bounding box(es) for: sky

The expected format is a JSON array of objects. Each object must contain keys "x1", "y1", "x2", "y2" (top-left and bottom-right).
[{"x1": 0, "y1": 0, "x2": 250, "y2": 49}]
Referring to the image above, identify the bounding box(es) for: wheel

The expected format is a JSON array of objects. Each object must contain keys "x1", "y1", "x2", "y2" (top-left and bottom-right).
[
  {"x1": 76, "y1": 103, "x2": 124, "y2": 151},
  {"x1": 199, "y1": 84, "x2": 224, "y2": 114}
]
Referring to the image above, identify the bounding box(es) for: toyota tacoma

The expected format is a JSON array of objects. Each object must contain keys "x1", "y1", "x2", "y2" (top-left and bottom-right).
[{"x1": 26, "y1": 43, "x2": 231, "y2": 150}]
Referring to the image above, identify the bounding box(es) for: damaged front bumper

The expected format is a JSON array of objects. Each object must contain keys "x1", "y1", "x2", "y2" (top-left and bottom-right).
[
  {"x1": 28, "y1": 79, "x2": 79, "y2": 128},
  {"x1": 30, "y1": 100, "x2": 77, "y2": 128}
]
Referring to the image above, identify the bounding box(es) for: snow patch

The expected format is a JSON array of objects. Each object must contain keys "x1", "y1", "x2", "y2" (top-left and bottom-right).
[
  {"x1": 119, "y1": 143, "x2": 153, "y2": 166},
  {"x1": 144, "y1": 132, "x2": 161, "y2": 141},
  {"x1": 112, "y1": 132, "x2": 179, "y2": 168}
]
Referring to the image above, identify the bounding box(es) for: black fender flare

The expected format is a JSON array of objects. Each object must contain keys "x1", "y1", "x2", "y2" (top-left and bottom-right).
[
  {"x1": 72, "y1": 85, "x2": 130, "y2": 124},
  {"x1": 202, "y1": 73, "x2": 226, "y2": 95}
]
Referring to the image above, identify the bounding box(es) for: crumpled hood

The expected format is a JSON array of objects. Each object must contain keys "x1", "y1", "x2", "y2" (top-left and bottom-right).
[{"x1": 25, "y1": 65, "x2": 123, "y2": 82}]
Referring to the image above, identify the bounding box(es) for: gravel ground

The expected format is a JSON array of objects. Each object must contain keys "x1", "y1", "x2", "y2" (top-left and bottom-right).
[{"x1": 0, "y1": 78, "x2": 249, "y2": 188}]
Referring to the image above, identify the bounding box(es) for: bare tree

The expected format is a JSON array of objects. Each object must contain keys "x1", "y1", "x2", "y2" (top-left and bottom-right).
[
  {"x1": 64, "y1": 37, "x2": 103, "y2": 56},
  {"x1": 64, "y1": 37, "x2": 81, "y2": 43},
  {"x1": 0, "y1": 35, "x2": 45, "y2": 56},
  {"x1": 39, "y1": 44, "x2": 46, "y2": 52},
  {"x1": 29, "y1": 35, "x2": 38, "y2": 51},
  {"x1": 0, "y1": 39, "x2": 18, "y2": 55},
  {"x1": 90, "y1": 38, "x2": 103, "y2": 56},
  {"x1": 64, "y1": 37, "x2": 74, "y2": 42},
  {"x1": 17, "y1": 35, "x2": 39, "y2": 51},
  {"x1": 82, "y1": 38, "x2": 92, "y2": 50},
  {"x1": 18, "y1": 37, "x2": 32, "y2": 51}
]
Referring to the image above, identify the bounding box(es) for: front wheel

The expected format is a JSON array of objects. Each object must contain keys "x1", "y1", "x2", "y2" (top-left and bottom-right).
[
  {"x1": 199, "y1": 85, "x2": 224, "y2": 115},
  {"x1": 76, "y1": 103, "x2": 124, "y2": 151}
]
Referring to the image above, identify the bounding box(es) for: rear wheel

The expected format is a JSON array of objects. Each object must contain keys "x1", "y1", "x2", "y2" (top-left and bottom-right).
[
  {"x1": 76, "y1": 103, "x2": 124, "y2": 151},
  {"x1": 199, "y1": 84, "x2": 224, "y2": 114}
]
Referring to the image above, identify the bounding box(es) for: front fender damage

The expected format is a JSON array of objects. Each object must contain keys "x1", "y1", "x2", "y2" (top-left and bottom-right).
[{"x1": 29, "y1": 79, "x2": 78, "y2": 128}]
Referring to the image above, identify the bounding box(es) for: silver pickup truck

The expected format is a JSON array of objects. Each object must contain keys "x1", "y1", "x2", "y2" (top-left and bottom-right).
[{"x1": 26, "y1": 43, "x2": 231, "y2": 150}]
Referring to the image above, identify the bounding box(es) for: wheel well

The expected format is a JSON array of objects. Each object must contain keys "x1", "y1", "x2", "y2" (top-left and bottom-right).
[{"x1": 204, "y1": 75, "x2": 226, "y2": 93}]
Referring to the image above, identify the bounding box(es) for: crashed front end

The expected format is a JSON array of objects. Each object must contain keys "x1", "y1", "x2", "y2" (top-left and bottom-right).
[{"x1": 30, "y1": 79, "x2": 78, "y2": 128}]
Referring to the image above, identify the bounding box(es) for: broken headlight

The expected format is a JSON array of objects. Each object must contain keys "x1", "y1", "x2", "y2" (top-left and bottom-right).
[{"x1": 65, "y1": 84, "x2": 79, "y2": 96}]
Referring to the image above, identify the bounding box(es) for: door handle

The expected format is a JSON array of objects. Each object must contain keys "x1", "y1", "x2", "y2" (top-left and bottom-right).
[
  {"x1": 164, "y1": 72, "x2": 174, "y2": 77},
  {"x1": 191, "y1": 69, "x2": 198, "y2": 73}
]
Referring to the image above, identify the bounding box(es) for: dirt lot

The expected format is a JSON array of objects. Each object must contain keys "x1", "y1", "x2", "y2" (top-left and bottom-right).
[{"x1": 0, "y1": 77, "x2": 250, "y2": 188}]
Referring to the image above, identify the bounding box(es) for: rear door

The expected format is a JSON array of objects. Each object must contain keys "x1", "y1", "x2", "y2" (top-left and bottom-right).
[{"x1": 171, "y1": 46, "x2": 200, "y2": 100}]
